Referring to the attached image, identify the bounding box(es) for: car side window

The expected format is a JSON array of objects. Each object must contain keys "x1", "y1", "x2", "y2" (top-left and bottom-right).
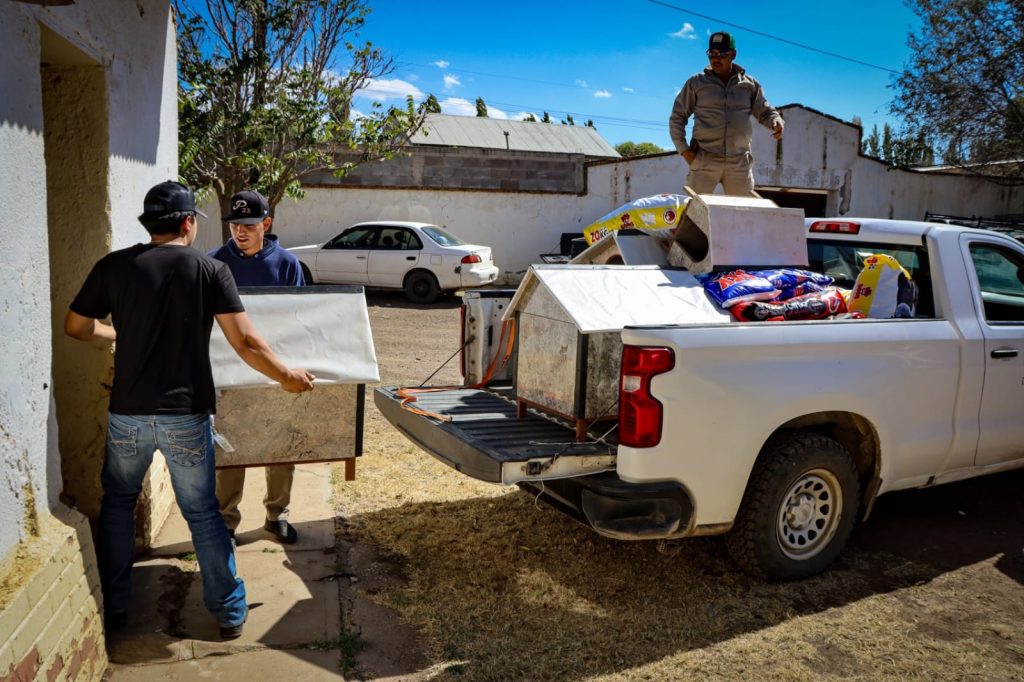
[
  {"x1": 327, "y1": 228, "x2": 375, "y2": 249},
  {"x1": 397, "y1": 229, "x2": 422, "y2": 250},
  {"x1": 969, "y1": 243, "x2": 1024, "y2": 323}
]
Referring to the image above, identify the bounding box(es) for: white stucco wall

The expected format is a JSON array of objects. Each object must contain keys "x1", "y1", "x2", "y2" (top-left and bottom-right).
[{"x1": 0, "y1": 1, "x2": 177, "y2": 559}]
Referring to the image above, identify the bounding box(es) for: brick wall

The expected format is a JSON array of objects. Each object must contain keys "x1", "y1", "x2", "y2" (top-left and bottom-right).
[
  {"x1": 0, "y1": 507, "x2": 106, "y2": 682},
  {"x1": 302, "y1": 146, "x2": 587, "y2": 194}
]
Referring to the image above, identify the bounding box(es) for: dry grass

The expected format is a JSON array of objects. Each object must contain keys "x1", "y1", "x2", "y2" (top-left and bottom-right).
[{"x1": 334, "y1": 292, "x2": 1024, "y2": 682}]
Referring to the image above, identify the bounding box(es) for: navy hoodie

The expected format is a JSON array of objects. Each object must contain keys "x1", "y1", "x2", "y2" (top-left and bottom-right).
[{"x1": 208, "y1": 234, "x2": 305, "y2": 287}]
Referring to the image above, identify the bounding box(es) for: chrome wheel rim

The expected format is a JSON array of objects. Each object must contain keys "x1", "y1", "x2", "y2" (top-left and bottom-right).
[{"x1": 776, "y1": 468, "x2": 842, "y2": 560}]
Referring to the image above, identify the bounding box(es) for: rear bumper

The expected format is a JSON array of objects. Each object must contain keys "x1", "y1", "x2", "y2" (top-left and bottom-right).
[
  {"x1": 520, "y1": 474, "x2": 695, "y2": 541},
  {"x1": 459, "y1": 265, "x2": 499, "y2": 288}
]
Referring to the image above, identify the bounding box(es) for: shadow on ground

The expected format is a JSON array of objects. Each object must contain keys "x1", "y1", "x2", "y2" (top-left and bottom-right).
[{"x1": 344, "y1": 468, "x2": 1024, "y2": 680}]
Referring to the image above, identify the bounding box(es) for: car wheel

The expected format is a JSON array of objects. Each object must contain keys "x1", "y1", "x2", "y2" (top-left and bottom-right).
[
  {"x1": 725, "y1": 431, "x2": 859, "y2": 581},
  {"x1": 300, "y1": 263, "x2": 314, "y2": 285},
  {"x1": 404, "y1": 271, "x2": 441, "y2": 304}
]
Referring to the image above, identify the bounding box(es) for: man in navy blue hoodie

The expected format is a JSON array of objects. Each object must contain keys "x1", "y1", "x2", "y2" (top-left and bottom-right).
[{"x1": 209, "y1": 190, "x2": 305, "y2": 544}]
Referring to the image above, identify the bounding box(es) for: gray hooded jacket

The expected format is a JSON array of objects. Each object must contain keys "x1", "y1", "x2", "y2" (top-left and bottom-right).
[{"x1": 669, "y1": 63, "x2": 782, "y2": 158}]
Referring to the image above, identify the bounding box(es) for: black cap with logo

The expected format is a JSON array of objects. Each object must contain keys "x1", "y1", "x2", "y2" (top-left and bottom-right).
[
  {"x1": 222, "y1": 190, "x2": 270, "y2": 225},
  {"x1": 137, "y1": 180, "x2": 207, "y2": 225},
  {"x1": 708, "y1": 31, "x2": 736, "y2": 52}
]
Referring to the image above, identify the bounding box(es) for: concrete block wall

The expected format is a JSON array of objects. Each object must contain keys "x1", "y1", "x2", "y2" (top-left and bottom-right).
[
  {"x1": 0, "y1": 508, "x2": 106, "y2": 682},
  {"x1": 302, "y1": 146, "x2": 587, "y2": 194}
]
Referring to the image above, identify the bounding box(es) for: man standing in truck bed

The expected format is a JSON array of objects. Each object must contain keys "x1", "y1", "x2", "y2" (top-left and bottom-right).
[{"x1": 669, "y1": 31, "x2": 784, "y2": 196}]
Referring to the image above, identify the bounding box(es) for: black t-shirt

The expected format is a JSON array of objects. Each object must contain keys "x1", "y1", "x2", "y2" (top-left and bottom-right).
[{"x1": 70, "y1": 243, "x2": 244, "y2": 415}]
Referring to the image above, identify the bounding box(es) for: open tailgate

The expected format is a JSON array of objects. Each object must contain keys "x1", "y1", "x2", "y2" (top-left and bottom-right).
[{"x1": 374, "y1": 387, "x2": 616, "y2": 484}]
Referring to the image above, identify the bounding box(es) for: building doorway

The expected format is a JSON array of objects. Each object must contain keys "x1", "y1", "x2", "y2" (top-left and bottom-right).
[
  {"x1": 41, "y1": 25, "x2": 112, "y2": 520},
  {"x1": 756, "y1": 188, "x2": 830, "y2": 217}
]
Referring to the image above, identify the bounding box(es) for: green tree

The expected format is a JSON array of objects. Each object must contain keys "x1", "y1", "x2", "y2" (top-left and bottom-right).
[
  {"x1": 864, "y1": 124, "x2": 881, "y2": 157},
  {"x1": 475, "y1": 97, "x2": 488, "y2": 117},
  {"x1": 563, "y1": 114, "x2": 575, "y2": 125},
  {"x1": 176, "y1": 0, "x2": 426, "y2": 240},
  {"x1": 541, "y1": 111, "x2": 552, "y2": 123},
  {"x1": 585, "y1": 119, "x2": 595, "y2": 128},
  {"x1": 424, "y1": 94, "x2": 441, "y2": 113},
  {"x1": 522, "y1": 113, "x2": 537, "y2": 122},
  {"x1": 615, "y1": 141, "x2": 665, "y2": 157},
  {"x1": 882, "y1": 123, "x2": 894, "y2": 163},
  {"x1": 892, "y1": 0, "x2": 1024, "y2": 184}
]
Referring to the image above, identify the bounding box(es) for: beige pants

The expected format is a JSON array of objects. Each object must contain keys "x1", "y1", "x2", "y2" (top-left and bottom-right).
[
  {"x1": 686, "y1": 150, "x2": 758, "y2": 196},
  {"x1": 216, "y1": 464, "x2": 295, "y2": 531}
]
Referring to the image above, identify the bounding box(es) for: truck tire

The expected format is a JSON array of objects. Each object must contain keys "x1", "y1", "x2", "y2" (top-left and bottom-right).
[
  {"x1": 404, "y1": 271, "x2": 441, "y2": 304},
  {"x1": 300, "y1": 263, "x2": 314, "y2": 285},
  {"x1": 725, "y1": 432, "x2": 859, "y2": 581}
]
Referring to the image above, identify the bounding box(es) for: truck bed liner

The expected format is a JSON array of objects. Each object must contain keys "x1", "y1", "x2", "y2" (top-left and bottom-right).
[{"x1": 374, "y1": 387, "x2": 615, "y2": 483}]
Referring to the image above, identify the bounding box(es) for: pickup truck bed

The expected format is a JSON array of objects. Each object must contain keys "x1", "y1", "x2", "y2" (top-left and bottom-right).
[{"x1": 374, "y1": 386, "x2": 615, "y2": 484}]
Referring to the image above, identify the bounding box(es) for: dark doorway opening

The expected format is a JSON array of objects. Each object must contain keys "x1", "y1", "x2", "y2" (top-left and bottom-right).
[{"x1": 757, "y1": 189, "x2": 828, "y2": 217}]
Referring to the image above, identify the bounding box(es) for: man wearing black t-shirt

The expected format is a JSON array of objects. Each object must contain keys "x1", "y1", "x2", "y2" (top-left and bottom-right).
[{"x1": 65, "y1": 181, "x2": 315, "y2": 640}]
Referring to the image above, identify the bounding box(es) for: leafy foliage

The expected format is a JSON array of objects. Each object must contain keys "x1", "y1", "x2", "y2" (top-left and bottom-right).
[
  {"x1": 176, "y1": 0, "x2": 427, "y2": 237},
  {"x1": 892, "y1": 0, "x2": 1024, "y2": 183},
  {"x1": 424, "y1": 94, "x2": 441, "y2": 114},
  {"x1": 475, "y1": 96, "x2": 488, "y2": 117},
  {"x1": 615, "y1": 141, "x2": 665, "y2": 157}
]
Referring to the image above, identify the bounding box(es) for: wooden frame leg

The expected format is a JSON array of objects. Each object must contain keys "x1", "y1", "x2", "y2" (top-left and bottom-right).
[{"x1": 344, "y1": 458, "x2": 356, "y2": 481}]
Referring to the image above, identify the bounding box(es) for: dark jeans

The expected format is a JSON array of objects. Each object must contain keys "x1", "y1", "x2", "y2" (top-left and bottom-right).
[{"x1": 98, "y1": 413, "x2": 247, "y2": 626}]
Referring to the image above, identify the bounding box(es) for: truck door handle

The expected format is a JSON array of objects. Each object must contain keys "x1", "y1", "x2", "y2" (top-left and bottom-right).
[
  {"x1": 356, "y1": 256, "x2": 366, "y2": 260},
  {"x1": 991, "y1": 348, "x2": 1018, "y2": 359},
  {"x1": 406, "y1": 256, "x2": 415, "y2": 261}
]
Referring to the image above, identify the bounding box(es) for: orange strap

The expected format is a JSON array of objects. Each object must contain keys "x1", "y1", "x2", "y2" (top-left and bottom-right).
[{"x1": 398, "y1": 319, "x2": 516, "y2": 422}]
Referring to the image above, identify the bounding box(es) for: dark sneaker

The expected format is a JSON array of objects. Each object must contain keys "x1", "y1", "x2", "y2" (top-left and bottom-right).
[
  {"x1": 264, "y1": 519, "x2": 298, "y2": 544},
  {"x1": 220, "y1": 620, "x2": 244, "y2": 640}
]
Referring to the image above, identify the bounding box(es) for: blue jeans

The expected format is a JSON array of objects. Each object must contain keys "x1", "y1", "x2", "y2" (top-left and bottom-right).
[{"x1": 98, "y1": 413, "x2": 247, "y2": 627}]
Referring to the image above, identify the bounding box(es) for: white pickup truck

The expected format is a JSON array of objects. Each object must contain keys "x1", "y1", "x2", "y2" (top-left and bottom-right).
[{"x1": 375, "y1": 218, "x2": 1024, "y2": 580}]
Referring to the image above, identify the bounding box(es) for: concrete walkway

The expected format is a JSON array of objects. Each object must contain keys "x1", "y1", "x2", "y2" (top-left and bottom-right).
[{"x1": 106, "y1": 463, "x2": 347, "y2": 680}]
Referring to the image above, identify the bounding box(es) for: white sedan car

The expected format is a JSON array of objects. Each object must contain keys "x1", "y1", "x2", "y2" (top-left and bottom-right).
[{"x1": 289, "y1": 221, "x2": 499, "y2": 303}]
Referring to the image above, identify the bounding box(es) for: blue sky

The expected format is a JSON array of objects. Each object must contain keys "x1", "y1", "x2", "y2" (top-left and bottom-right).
[{"x1": 351, "y1": 0, "x2": 923, "y2": 150}]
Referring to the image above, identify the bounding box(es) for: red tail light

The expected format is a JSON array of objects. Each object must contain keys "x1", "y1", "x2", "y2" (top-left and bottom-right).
[
  {"x1": 809, "y1": 220, "x2": 860, "y2": 234},
  {"x1": 619, "y1": 346, "x2": 674, "y2": 448},
  {"x1": 461, "y1": 254, "x2": 482, "y2": 264}
]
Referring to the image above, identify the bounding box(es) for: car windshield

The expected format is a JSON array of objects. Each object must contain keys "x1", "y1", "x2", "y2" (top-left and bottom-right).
[{"x1": 421, "y1": 226, "x2": 466, "y2": 247}]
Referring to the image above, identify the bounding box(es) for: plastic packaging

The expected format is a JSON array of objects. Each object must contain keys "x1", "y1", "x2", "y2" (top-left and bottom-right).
[
  {"x1": 699, "y1": 270, "x2": 780, "y2": 308},
  {"x1": 582, "y1": 194, "x2": 689, "y2": 245},
  {"x1": 847, "y1": 254, "x2": 918, "y2": 318},
  {"x1": 730, "y1": 287, "x2": 849, "y2": 322}
]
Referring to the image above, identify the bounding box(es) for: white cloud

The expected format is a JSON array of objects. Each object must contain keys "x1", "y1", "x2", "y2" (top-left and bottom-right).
[
  {"x1": 669, "y1": 23, "x2": 696, "y2": 39},
  {"x1": 594, "y1": 90, "x2": 612, "y2": 99},
  {"x1": 433, "y1": 60, "x2": 450, "y2": 68},
  {"x1": 355, "y1": 78, "x2": 423, "y2": 101},
  {"x1": 439, "y1": 97, "x2": 508, "y2": 119},
  {"x1": 575, "y1": 79, "x2": 589, "y2": 88},
  {"x1": 443, "y1": 74, "x2": 461, "y2": 89},
  {"x1": 622, "y1": 87, "x2": 634, "y2": 93}
]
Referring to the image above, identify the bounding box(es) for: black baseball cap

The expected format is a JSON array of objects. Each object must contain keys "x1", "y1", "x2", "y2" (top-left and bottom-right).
[
  {"x1": 137, "y1": 180, "x2": 207, "y2": 224},
  {"x1": 222, "y1": 190, "x2": 270, "y2": 225},
  {"x1": 708, "y1": 31, "x2": 736, "y2": 52}
]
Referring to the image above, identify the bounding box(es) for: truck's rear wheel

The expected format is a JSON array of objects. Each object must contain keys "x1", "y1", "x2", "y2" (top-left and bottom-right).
[{"x1": 725, "y1": 432, "x2": 858, "y2": 581}]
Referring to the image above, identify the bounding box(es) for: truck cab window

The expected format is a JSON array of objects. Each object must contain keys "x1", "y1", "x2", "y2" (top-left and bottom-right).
[
  {"x1": 969, "y1": 243, "x2": 1024, "y2": 323},
  {"x1": 807, "y1": 240, "x2": 935, "y2": 318}
]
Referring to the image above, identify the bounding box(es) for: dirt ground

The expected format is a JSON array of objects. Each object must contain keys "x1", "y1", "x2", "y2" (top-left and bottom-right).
[{"x1": 333, "y1": 290, "x2": 1024, "y2": 682}]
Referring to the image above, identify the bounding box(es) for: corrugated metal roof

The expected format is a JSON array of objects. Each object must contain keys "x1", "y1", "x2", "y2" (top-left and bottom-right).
[{"x1": 410, "y1": 113, "x2": 620, "y2": 158}]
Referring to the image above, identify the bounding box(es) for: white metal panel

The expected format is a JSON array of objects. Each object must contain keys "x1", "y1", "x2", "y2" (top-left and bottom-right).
[
  {"x1": 411, "y1": 114, "x2": 620, "y2": 157},
  {"x1": 504, "y1": 265, "x2": 732, "y2": 333},
  {"x1": 210, "y1": 289, "x2": 379, "y2": 387}
]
